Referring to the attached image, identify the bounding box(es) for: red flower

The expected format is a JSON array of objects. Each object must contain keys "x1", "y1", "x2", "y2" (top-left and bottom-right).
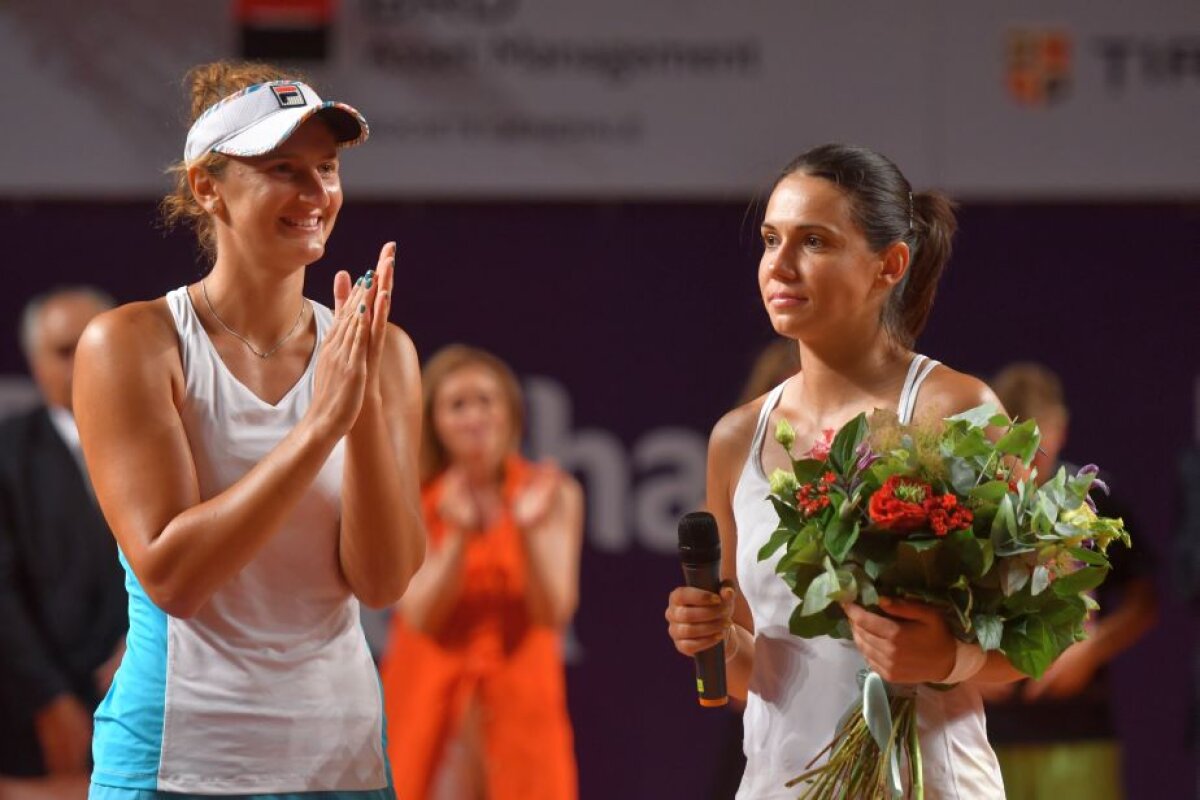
[
  {"x1": 796, "y1": 476, "x2": 834, "y2": 517},
  {"x1": 923, "y1": 493, "x2": 974, "y2": 537},
  {"x1": 868, "y1": 476, "x2": 931, "y2": 533}
]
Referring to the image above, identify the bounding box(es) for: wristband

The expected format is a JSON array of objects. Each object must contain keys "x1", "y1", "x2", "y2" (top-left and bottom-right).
[{"x1": 940, "y1": 639, "x2": 987, "y2": 684}]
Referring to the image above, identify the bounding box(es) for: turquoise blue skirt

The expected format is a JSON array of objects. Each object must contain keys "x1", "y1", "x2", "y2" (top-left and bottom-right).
[{"x1": 90, "y1": 785, "x2": 395, "y2": 800}]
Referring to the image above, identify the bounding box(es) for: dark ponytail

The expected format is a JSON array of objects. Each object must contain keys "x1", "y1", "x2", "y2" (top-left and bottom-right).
[{"x1": 775, "y1": 144, "x2": 958, "y2": 348}]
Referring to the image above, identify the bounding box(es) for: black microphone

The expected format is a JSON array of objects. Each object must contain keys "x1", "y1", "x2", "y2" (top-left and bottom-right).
[{"x1": 677, "y1": 511, "x2": 728, "y2": 707}]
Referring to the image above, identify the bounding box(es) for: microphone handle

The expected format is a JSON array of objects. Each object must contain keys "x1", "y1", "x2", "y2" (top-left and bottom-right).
[{"x1": 681, "y1": 561, "x2": 728, "y2": 707}]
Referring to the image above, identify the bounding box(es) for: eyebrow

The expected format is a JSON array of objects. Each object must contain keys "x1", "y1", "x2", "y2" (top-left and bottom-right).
[{"x1": 760, "y1": 221, "x2": 839, "y2": 235}]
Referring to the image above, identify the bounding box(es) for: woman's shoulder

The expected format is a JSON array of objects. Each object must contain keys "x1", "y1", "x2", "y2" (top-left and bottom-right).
[
  {"x1": 79, "y1": 298, "x2": 179, "y2": 361},
  {"x1": 918, "y1": 361, "x2": 1006, "y2": 420},
  {"x1": 709, "y1": 390, "x2": 775, "y2": 469}
]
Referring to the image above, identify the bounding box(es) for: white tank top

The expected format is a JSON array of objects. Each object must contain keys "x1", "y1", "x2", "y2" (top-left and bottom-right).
[
  {"x1": 732, "y1": 354, "x2": 1005, "y2": 799},
  {"x1": 150, "y1": 287, "x2": 384, "y2": 791}
]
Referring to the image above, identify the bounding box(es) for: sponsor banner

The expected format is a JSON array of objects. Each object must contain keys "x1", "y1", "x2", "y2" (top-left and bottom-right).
[{"x1": 0, "y1": 0, "x2": 1196, "y2": 197}]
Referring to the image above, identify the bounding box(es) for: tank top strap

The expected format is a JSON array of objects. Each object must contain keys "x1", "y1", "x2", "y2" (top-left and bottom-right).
[
  {"x1": 164, "y1": 286, "x2": 208, "y2": 380},
  {"x1": 749, "y1": 379, "x2": 790, "y2": 481},
  {"x1": 897, "y1": 353, "x2": 941, "y2": 425}
]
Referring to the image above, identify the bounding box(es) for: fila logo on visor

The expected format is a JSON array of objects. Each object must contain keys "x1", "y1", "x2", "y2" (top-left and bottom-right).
[{"x1": 271, "y1": 84, "x2": 307, "y2": 108}]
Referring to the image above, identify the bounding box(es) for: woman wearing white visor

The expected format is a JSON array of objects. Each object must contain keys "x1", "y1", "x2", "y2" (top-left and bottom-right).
[{"x1": 73, "y1": 62, "x2": 425, "y2": 799}]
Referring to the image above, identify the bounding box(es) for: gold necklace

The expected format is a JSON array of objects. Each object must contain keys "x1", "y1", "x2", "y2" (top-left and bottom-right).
[{"x1": 201, "y1": 280, "x2": 307, "y2": 359}]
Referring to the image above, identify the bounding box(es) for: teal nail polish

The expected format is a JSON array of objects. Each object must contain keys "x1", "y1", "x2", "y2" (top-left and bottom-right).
[
  {"x1": 366, "y1": 278, "x2": 373, "y2": 289},
  {"x1": 358, "y1": 303, "x2": 366, "y2": 313}
]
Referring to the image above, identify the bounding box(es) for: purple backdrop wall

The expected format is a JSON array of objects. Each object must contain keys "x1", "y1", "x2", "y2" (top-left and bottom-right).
[{"x1": 1, "y1": 199, "x2": 1197, "y2": 798}]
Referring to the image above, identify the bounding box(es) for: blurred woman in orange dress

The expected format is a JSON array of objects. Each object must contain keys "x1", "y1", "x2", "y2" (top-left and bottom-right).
[{"x1": 381, "y1": 345, "x2": 583, "y2": 800}]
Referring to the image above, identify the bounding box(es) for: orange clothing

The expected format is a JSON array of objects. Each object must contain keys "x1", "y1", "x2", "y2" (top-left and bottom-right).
[{"x1": 381, "y1": 457, "x2": 577, "y2": 800}]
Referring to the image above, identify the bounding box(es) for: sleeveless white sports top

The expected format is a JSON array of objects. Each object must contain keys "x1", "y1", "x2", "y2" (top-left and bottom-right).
[
  {"x1": 732, "y1": 354, "x2": 1005, "y2": 799},
  {"x1": 90, "y1": 287, "x2": 386, "y2": 793}
]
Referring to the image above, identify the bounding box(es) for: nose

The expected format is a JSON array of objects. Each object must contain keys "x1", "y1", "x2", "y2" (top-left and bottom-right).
[
  {"x1": 298, "y1": 168, "x2": 332, "y2": 208},
  {"x1": 764, "y1": 245, "x2": 799, "y2": 280}
]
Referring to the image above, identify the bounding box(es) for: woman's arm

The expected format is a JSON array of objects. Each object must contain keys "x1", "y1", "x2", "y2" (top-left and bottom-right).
[
  {"x1": 666, "y1": 406, "x2": 757, "y2": 702},
  {"x1": 515, "y1": 467, "x2": 584, "y2": 629},
  {"x1": 337, "y1": 246, "x2": 427, "y2": 608},
  {"x1": 74, "y1": 299, "x2": 369, "y2": 618},
  {"x1": 397, "y1": 472, "x2": 476, "y2": 634}
]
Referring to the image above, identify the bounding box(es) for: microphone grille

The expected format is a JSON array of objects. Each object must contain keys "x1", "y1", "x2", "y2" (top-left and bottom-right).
[{"x1": 678, "y1": 511, "x2": 719, "y2": 552}]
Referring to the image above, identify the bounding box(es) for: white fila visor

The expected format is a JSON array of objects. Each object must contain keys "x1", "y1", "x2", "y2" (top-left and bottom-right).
[{"x1": 184, "y1": 80, "x2": 368, "y2": 164}]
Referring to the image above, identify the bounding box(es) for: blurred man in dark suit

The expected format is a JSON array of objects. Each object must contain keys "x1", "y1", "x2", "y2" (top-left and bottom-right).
[{"x1": 0, "y1": 288, "x2": 126, "y2": 778}]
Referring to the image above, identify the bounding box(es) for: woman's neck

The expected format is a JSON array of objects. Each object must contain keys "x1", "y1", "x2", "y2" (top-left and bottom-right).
[
  {"x1": 202, "y1": 255, "x2": 307, "y2": 342},
  {"x1": 792, "y1": 325, "x2": 910, "y2": 426}
]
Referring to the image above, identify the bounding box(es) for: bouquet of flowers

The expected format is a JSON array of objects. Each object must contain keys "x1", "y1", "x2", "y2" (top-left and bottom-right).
[{"x1": 761, "y1": 404, "x2": 1129, "y2": 799}]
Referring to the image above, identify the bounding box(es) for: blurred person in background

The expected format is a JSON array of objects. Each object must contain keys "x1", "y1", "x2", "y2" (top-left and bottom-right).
[
  {"x1": 983, "y1": 362, "x2": 1158, "y2": 800},
  {"x1": 381, "y1": 345, "x2": 582, "y2": 800},
  {"x1": 736, "y1": 338, "x2": 801, "y2": 408},
  {"x1": 72, "y1": 61, "x2": 425, "y2": 798},
  {"x1": 0, "y1": 288, "x2": 125, "y2": 785}
]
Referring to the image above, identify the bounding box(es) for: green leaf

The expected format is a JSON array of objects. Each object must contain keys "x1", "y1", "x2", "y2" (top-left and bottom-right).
[
  {"x1": 945, "y1": 403, "x2": 1000, "y2": 428},
  {"x1": 830, "y1": 568, "x2": 858, "y2": 603},
  {"x1": 1000, "y1": 616, "x2": 1056, "y2": 679},
  {"x1": 948, "y1": 457, "x2": 979, "y2": 496},
  {"x1": 791, "y1": 458, "x2": 827, "y2": 486},
  {"x1": 1051, "y1": 566, "x2": 1109, "y2": 597},
  {"x1": 991, "y1": 494, "x2": 1018, "y2": 544},
  {"x1": 969, "y1": 480, "x2": 1011, "y2": 503},
  {"x1": 1067, "y1": 547, "x2": 1110, "y2": 567},
  {"x1": 947, "y1": 529, "x2": 988, "y2": 579},
  {"x1": 824, "y1": 517, "x2": 860, "y2": 563},
  {"x1": 859, "y1": 578, "x2": 879, "y2": 607},
  {"x1": 996, "y1": 419, "x2": 1041, "y2": 466},
  {"x1": 1001, "y1": 559, "x2": 1031, "y2": 596},
  {"x1": 952, "y1": 428, "x2": 993, "y2": 459},
  {"x1": 757, "y1": 528, "x2": 793, "y2": 562},
  {"x1": 801, "y1": 572, "x2": 838, "y2": 616},
  {"x1": 769, "y1": 495, "x2": 802, "y2": 530},
  {"x1": 789, "y1": 603, "x2": 841, "y2": 638},
  {"x1": 863, "y1": 558, "x2": 886, "y2": 580},
  {"x1": 901, "y1": 537, "x2": 942, "y2": 553},
  {"x1": 828, "y1": 413, "x2": 869, "y2": 476},
  {"x1": 1031, "y1": 564, "x2": 1051, "y2": 596},
  {"x1": 972, "y1": 614, "x2": 1004, "y2": 651}
]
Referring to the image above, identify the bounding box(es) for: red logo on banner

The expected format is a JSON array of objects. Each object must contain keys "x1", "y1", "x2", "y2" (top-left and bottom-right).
[{"x1": 1006, "y1": 29, "x2": 1071, "y2": 107}]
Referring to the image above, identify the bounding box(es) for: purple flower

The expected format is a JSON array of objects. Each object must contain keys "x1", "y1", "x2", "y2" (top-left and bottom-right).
[{"x1": 854, "y1": 442, "x2": 881, "y2": 472}]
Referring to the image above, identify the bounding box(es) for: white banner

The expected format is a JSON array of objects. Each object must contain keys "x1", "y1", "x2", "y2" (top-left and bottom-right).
[{"x1": 1, "y1": 0, "x2": 1197, "y2": 198}]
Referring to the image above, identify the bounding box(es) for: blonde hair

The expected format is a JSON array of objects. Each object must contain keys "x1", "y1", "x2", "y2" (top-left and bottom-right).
[
  {"x1": 159, "y1": 61, "x2": 304, "y2": 261},
  {"x1": 420, "y1": 345, "x2": 526, "y2": 483},
  {"x1": 992, "y1": 362, "x2": 1069, "y2": 425}
]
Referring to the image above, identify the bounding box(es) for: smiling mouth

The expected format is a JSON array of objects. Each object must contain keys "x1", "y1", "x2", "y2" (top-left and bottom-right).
[{"x1": 281, "y1": 217, "x2": 321, "y2": 230}]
